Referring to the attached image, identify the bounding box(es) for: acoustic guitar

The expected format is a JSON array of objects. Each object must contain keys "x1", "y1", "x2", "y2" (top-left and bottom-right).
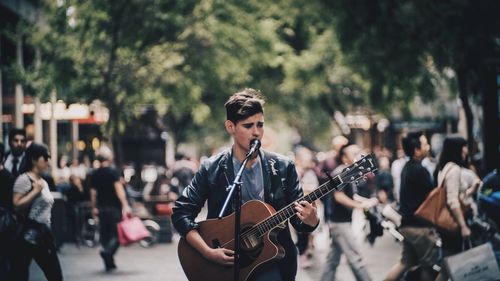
[{"x1": 178, "y1": 154, "x2": 377, "y2": 281}]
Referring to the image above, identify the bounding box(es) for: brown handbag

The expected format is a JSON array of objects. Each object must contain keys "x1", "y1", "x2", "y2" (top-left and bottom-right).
[{"x1": 414, "y1": 164, "x2": 461, "y2": 233}]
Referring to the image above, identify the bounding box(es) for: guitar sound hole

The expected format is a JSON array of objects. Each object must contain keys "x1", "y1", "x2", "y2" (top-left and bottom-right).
[{"x1": 239, "y1": 225, "x2": 263, "y2": 268}]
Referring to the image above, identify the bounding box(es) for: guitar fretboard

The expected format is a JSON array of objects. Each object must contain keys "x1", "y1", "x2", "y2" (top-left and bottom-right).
[{"x1": 249, "y1": 175, "x2": 344, "y2": 237}]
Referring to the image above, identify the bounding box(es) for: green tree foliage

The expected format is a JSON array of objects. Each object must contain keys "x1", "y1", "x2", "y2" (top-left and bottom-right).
[
  {"x1": 323, "y1": 0, "x2": 500, "y2": 149},
  {"x1": 26, "y1": 0, "x2": 197, "y2": 163},
  {"x1": 20, "y1": 0, "x2": 384, "y2": 158}
]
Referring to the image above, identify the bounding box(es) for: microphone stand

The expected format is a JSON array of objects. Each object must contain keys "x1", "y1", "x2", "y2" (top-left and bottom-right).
[{"x1": 218, "y1": 147, "x2": 258, "y2": 281}]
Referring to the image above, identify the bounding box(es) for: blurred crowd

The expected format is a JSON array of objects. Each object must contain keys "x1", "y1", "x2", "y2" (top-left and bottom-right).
[
  {"x1": 1, "y1": 127, "x2": 499, "y2": 280},
  {"x1": 289, "y1": 133, "x2": 499, "y2": 281},
  {"x1": 1, "y1": 130, "x2": 199, "y2": 223},
  {"x1": 0, "y1": 128, "x2": 199, "y2": 279}
]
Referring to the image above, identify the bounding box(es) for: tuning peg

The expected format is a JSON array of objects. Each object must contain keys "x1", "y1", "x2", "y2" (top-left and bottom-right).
[
  {"x1": 367, "y1": 167, "x2": 371, "y2": 172},
  {"x1": 355, "y1": 180, "x2": 359, "y2": 185}
]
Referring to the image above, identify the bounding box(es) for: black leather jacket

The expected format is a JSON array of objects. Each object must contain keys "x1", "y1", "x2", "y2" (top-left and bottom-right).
[{"x1": 172, "y1": 148, "x2": 318, "y2": 280}]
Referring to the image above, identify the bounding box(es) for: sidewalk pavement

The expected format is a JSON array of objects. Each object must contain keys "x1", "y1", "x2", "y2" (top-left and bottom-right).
[
  {"x1": 31, "y1": 238, "x2": 186, "y2": 281},
  {"x1": 31, "y1": 223, "x2": 401, "y2": 281},
  {"x1": 297, "y1": 223, "x2": 401, "y2": 281}
]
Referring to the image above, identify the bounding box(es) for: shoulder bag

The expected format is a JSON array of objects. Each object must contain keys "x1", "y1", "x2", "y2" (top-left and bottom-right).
[
  {"x1": 117, "y1": 213, "x2": 150, "y2": 246},
  {"x1": 414, "y1": 164, "x2": 465, "y2": 233},
  {"x1": 444, "y1": 240, "x2": 500, "y2": 281}
]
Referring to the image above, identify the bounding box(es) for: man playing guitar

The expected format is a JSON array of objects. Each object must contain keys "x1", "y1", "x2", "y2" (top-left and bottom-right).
[{"x1": 172, "y1": 89, "x2": 319, "y2": 280}]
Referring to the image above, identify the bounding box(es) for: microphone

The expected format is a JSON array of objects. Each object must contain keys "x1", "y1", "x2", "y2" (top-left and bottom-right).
[{"x1": 246, "y1": 139, "x2": 261, "y2": 157}]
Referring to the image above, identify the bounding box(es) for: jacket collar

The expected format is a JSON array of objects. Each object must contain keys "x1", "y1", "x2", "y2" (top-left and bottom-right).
[{"x1": 220, "y1": 148, "x2": 273, "y2": 203}]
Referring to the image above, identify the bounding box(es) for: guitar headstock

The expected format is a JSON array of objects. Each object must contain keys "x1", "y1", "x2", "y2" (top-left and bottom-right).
[{"x1": 338, "y1": 154, "x2": 378, "y2": 185}]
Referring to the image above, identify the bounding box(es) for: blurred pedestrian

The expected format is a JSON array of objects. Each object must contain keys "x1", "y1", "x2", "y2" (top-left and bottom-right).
[
  {"x1": 64, "y1": 175, "x2": 88, "y2": 204},
  {"x1": 375, "y1": 156, "x2": 394, "y2": 204},
  {"x1": 70, "y1": 155, "x2": 90, "y2": 181},
  {"x1": 0, "y1": 143, "x2": 14, "y2": 213},
  {"x1": 390, "y1": 149, "x2": 407, "y2": 203},
  {"x1": 90, "y1": 146, "x2": 131, "y2": 271},
  {"x1": 294, "y1": 146, "x2": 319, "y2": 269},
  {"x1": 54, "y1": 154, "x2": 71, "y2": 190},
  {"x1": 315, "y1": 136, "x2": 348, "y2": 228},
  {"x1": 422, "y1": 151, "x2": 438, "y2": 183},
  {"x1": 63, "y1": 175, "x2": 89, "y2": 242},
  {"x1": 480, "y1": 159, "x2": 500, "y2": 226},
  {"x1": 3, "y1": 128, "x2": 27, "y2": 179},
  {"x1": 384, "y1": 132, "x2": 438, "y2": 281},
  {"x1": 11, "y1": 143, "x2": 63, "y2": 281},
  {"x1": 481, "y1": 158, "x2": 500, "y2": 197},
  {"x1": 125, "y1": 174, "x2": 143, "y2": 201},
  {"x1": 144, "y1": 174, "x2": 178, "y2": 217},
  {"x1": 143, "y1": 174, "x2": 178, "y2": 202},
  {"x1": 320, "y1": 144, "x2": 377, "y2": 281},
  {"x1": 172, "y1": 153, "x2": 197, "y2": 194},
  {"x1": 432, "y1": 137, "x2": 478, "y2": 253},
  {"x1": 0, "y1": 143, "x2": 15, "y2": 280}
]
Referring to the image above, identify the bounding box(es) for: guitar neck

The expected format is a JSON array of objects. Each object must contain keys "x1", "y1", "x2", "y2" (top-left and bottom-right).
[{"x1": 253, "y1": 175, "x2": 344, "y2": 236}]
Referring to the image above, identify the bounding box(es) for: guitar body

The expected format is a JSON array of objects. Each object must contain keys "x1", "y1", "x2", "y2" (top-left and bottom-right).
[{"x1": 177, "y1": 200, "x2": 285, "y2": 281}]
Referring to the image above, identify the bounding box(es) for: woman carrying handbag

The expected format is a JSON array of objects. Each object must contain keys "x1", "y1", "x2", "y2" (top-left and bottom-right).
[
  {"x1": 433, "y1": 137, "x2": 481, "y2": 281},
  {"x1": 11, "y1": 143, "x2": 63, "y2": 281},
  {"x1": 433, "y1": 137, "x2": 481, "y2": 252}
]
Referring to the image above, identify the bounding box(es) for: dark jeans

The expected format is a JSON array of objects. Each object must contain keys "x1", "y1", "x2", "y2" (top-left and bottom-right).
[
  {"x1": 0, "y1": 255, "x2": 10, "y2": 281},
  {"x1": 98, "y1": 207, "x2": 122, "y2": 257},
  {"x1": 296, "y1": 233, "x2": 310, "y2": 255},
  {"x1": 10, "y1": 238, "x2": 63, "y2": 281}
]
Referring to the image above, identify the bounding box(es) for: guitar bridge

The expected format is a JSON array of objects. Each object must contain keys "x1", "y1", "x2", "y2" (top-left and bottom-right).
[{"x1": 241, "y1": 234, "x2": 261, "y2": 251}]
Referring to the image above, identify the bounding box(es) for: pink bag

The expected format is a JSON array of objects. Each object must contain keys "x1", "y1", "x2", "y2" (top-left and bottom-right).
[{"x1": 117, "y1": 215, "x2": 149, "y2": 246}]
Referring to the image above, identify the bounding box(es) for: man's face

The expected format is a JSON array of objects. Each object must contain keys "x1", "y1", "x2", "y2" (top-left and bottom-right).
[
  {"x1": 342, "y1": 144, "x2": 361, "y2": 165},
  {"x1": 415, "y1": 135, "x2": 429, "y2": 159},
  {"x1": 34, "y1": 155, "x2": 51, "y2": 172},
  {"x1": 226, "y1": 113, "x2": 264, "y2": 154},
  {"x1": 10, "y1": 134, "x2": 26, "y2": 157}
]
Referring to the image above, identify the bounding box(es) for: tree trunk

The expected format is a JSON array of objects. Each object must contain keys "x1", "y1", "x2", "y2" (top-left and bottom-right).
[
  {"x1": 15, "y1": 33, "x2": 24, "y2": 128},
  {"x1": 456, "y1": 68, "x2": 475, "y2": 155},
  {"x1": 105, "y1": 105, "x2": 124, "y2": 168},
  {"x1": 113, "y1": 111, "x2": 124, "y2": 168},
  {"x1": 0, "y1": 36, "x2": 3, "y2": 139},
  {"x1": 481, "y1": 60, "x2": 500, "y2": 173}
]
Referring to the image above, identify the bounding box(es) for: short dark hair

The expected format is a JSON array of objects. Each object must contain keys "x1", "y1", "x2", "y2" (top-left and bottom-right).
[
  {"x1": 402, "y1": 132, "x2": 423, "y2": 157},
  {"x1": 24, "y1": 143, "x2": 50, "y2": 172},
  {"x1": 8, "y1": 128, "x2": 26, "y2": 144},
  {"x1": 336, "y1": 142, "x2": 355, "y2": 164},
  {"x1": 225, "y1": 88, "x2": 264, "y2": 124}
]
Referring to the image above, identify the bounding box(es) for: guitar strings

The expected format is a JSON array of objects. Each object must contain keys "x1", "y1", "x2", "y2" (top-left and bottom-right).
[
  {"x1": 220, "y1": 180, "x2": 338, "y2": 248},
  {"x1": 240, "y1": 180, "x2": 338, "y2": 240},
  {"x1": 234, "y1": 163, "x2": 375, "y2": 244},
  {"x1": 241, "y1": 179, "x2": 346, "y2": 240}
]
